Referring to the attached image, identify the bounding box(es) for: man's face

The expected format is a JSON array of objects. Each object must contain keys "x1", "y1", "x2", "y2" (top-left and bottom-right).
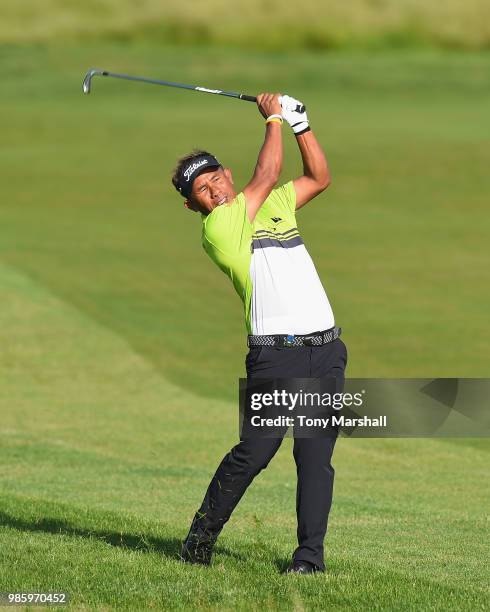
[{"x1": 186, "y1": 167, "x2": 236, "y2": 214}]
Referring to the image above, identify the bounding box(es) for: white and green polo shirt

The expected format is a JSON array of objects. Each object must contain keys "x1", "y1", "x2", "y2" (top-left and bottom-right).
[{"x1": 202, "y1": 181, "x2": 334, "y2": 335}]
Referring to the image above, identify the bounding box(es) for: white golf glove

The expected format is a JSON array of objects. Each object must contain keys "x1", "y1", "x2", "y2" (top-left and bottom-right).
[{"x1": 280, "y1": 94, "x2": 310, "y2": 135}]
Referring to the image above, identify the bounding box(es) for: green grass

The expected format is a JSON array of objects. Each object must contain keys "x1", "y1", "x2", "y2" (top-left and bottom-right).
[
  {"x1": 1, "y1": 43, "x2": 489, "y2": 400},
  {"x1": 0, "y1": 262, "x2": 488, "y2": 610},
  {"x1": 1, "y1": 1, "x2": 490, "y2": 49},
  {"x1": 0, "y1": 43, "x2": 489, "y2": 609}
]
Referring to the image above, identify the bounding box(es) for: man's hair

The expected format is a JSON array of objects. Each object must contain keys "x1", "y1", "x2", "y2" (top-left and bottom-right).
[{"x1": 171, "y1": 149, "x2": 219, "y2": 194}]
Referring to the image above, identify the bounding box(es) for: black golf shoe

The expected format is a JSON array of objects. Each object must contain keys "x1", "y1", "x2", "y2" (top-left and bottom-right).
[
  {"x1": 284, "y1": 560, "x2": 324, "y2": 575},
  {"x1": 180, "y1": 519, "x2": 216, "y2": 566}
]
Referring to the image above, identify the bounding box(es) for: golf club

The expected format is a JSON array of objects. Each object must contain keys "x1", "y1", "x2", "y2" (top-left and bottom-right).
[{"x1": 82, "y1": 69, "x2": 305, "y2": 112}]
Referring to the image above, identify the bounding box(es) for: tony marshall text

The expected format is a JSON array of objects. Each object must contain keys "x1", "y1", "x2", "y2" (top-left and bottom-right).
[{"x1": 250, "y1": 415, "x2": 388, "y2": 428}]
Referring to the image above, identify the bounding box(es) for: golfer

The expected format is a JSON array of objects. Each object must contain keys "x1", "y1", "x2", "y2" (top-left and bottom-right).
[{"x1": 172, "y1": 93, "x2": 347, "y2": 574}]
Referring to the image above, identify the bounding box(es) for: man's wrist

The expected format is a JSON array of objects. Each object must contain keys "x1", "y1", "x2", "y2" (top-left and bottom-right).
[
  {"x1": 293, "y1": 124, "x2": 311, "y2": 136},
  {"x1": 265, "y1": 114, "x2": 284, "y2": 126},
  {"x1": 265, "y1": 121, "x2": 283, "y2": 132}
]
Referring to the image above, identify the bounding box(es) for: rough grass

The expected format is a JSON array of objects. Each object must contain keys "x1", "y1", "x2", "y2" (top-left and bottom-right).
[{"x1": 1, "y1": 0, "x2": 490, "y2": 49}]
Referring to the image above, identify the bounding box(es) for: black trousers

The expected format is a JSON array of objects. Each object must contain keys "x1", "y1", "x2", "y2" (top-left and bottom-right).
[{"x1": 191, "y1": 338, "x2": 348, "y2": 569}]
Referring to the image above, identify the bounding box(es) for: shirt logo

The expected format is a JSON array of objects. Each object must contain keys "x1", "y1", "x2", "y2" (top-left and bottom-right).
[
  {"x1": 271, "y1": 217, "x2": 282, "y2": 223},
  {"x1": 183, "y1": 159, "x2": 208, "y2": 182}
]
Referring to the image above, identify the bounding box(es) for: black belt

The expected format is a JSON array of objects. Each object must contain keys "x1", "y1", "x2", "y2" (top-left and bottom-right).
[{"x1": 247, "y1": 326, "x2": 341, "y2": 348}]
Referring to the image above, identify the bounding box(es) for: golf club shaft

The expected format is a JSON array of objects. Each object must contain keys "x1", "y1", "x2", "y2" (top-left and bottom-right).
[
  {"x1": 83, "y1": 69, "x2": 306, "y2": 113},
  {"x1": 83, "y1": 69, "x2": 256, "y2": 102}
]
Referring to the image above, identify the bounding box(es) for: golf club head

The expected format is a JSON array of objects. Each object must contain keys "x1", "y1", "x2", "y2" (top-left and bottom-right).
[{"x1": 82, "y1": 69, "x2": 103, "y2": 94}]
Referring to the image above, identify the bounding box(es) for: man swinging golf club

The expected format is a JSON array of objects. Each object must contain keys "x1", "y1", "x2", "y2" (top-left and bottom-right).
[{"x1": 173, "y1": 92, "x2": 347, "y2": 574}]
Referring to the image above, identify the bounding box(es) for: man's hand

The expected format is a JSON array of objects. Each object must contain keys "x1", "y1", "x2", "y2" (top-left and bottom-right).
[
  {"x1": 280, "y1": 95, "x2": 310, "y2": 135},
  {"x1": 256, "y1": 93, "x2": 282, "y2": 120}
]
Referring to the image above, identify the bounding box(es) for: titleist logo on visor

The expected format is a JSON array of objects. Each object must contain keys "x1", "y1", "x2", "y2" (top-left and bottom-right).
[
  {"x1": 176, "y1": 154, "x2": 221, "y2": 197},
  {"x1": 183, "y1": 159, "x2": 208, "y2": 182}
]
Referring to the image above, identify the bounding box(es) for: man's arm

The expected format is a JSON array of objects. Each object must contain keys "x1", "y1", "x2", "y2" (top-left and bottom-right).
[
  {"x1": 243, "y1": 93, "x2": 283, "y2": 222},
  {"x1": 293, "y1": 129, "x2": 331, "y2": 210},
  {"x1": 280, "y1": 94, "x2": 331, "y2": 210}
]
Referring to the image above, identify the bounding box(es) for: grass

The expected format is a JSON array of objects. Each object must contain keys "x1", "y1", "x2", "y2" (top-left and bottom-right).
[
  {"x1": 1, "y1": 1, "x2": 490, "y2": 49},
  {"x1": 0, "y1": 261, "x2": 488, "y2": 609},
  {"x1": 0, "y1": 42, "x2": 489, "y2": 609},
  {"x1": 1, "y1": 43, "x2": 489, "y2": 400}
]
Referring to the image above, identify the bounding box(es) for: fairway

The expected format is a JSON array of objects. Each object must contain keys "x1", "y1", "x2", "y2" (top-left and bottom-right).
[{"x1": 1, "y1": 43, "x2": 489, "y2": 609}]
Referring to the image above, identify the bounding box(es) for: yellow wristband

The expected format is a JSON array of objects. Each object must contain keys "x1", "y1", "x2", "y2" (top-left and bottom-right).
[{"x1": 266, "y1": 117, "x2": 283, "y2": 125}]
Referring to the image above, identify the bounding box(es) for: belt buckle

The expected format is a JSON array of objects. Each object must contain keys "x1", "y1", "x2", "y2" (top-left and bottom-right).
[{"x1": 284, "y1": 334, "x2": 295, "y2": 348}]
